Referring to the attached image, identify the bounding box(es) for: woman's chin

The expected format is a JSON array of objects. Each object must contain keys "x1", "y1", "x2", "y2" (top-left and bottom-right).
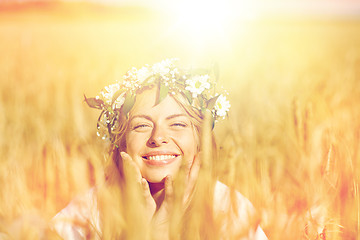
[
  {"x1": 144, "y1": 175, "x2": 167, "y2": 184},
  {"x1": 143, "y1": 171, "x2": 174, "y2": 184},
  {"x1": 141, "y1": 165, "x2": 179, "y2": 183}
]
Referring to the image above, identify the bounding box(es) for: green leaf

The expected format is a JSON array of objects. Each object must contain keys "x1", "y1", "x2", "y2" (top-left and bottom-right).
[
  {"x1": 175, "y1": 80, "x2": 186, "y2": 87},
  {"x1": 122, "y1": 94, "x2": 136, "y2": 118},
  {"x1": 96, "y1": 110, "x2": 105, "y2": 129},
  {"x1": 206, "y1": 95, "x2": 220, "y2": 110},
  {"x1": 156, "y1": 82, "x2": 169, "y2": 105},
  {"x1": 111, "y1": 142, "x2": 119, "y2": 148},
  {"x1": 143, "y1": 75, "x2": 154, "y2": 85},
  {"x1": 112, "y1": 89, "x2": 126, "y2": 104},
  {"x1": 142, "y1": 82, "x2": 154, "y2": 88},
  {"x1": 198, "y1": 94, "x2": 205, "y2": 108},
  {"x1": 213, "y1": 62, "x2": 220, "y2": 81},
  {"x1": 109, "y1": 111, "x2": 119, "y2": 126},
  {"x1": 84, "y1": 95, "x2": 103, "y2": 109},
  {"x1": 184, "y1": 90, "x2": 193, "y2": 104},
  {"x1": 107, "y1": 106, "x2": 113, "y2": 113}
]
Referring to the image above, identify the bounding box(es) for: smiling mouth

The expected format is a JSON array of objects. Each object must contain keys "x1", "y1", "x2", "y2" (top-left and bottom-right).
[{"x1": 142, "y1": 154, "x2": 179, "y2": 166}]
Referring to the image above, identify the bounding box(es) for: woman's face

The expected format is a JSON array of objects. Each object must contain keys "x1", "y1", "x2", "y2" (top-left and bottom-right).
[{"x1": 125, "y1": 88, "x2": 199, "y2": 183}]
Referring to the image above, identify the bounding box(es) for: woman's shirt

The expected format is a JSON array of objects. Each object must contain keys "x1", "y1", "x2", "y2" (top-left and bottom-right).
[{"x1": 52, "y1": 181, "x2": 267, "y2": 240}]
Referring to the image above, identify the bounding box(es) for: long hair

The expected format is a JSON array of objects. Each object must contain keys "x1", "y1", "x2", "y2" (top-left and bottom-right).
[
  {"x1": 103, "y1": 86, "x2": 217, "y2": 185},
  {"x1": 99, "y1": 86, "x2": 219, "y2": 239}
]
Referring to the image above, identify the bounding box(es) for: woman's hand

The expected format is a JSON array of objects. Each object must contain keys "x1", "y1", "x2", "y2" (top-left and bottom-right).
[
  {"x1": 120, "y1": 151, "x2": 201, "y2": 213},
  {"x1": 120, "y1": 152, "x2": 157, "y2": 222},
  {"x1": 120, "y1": 151, "x2": 201, "y2": 238},
  {"x1": 150, "y1": 175, "x2": 173, "y2": 235},
  {"x1": 120, "y1": 152, "x2": 174, "y2": 239}
]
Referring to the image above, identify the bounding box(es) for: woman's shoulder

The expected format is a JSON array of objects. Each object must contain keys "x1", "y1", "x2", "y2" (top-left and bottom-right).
[
  {"x1": 213, "y1": 181, "x2": 268, "y2": 240},
  {"x1": 52, "y1": 187, "x2": 101, "y2": 240},
  {"x1": 214, "y1": 181, "x2": 255, "y2": 214}
]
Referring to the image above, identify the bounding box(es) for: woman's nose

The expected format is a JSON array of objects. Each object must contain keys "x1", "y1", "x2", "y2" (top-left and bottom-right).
[{"x1": 148, "y1": 127, "x2": 169, "y2": 146}]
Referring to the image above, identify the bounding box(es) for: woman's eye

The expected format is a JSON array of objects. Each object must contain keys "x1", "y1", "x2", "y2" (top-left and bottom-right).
[
  {"x1": 170, "y1": 122, "x2": 187, "y2": 128},
  {"x1": 133, "y1": 124, "x2": 151, "y2": 130}
]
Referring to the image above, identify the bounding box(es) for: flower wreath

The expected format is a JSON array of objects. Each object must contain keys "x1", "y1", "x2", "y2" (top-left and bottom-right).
[{"x1": 85, "y1": 58, "x2": 230, "y2": 144}]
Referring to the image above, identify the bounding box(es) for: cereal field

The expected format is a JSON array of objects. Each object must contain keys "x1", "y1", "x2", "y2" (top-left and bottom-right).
[{"x1": 0, "y1": 3, "x2": 359, "y2": 239}]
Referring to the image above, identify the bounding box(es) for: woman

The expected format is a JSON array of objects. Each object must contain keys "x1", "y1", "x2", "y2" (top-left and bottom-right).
[{"x1": 53, "y1": 59, "x2": 267, "y2": 239}]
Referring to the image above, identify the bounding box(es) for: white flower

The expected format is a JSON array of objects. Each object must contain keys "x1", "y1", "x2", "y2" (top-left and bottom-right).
[
  {"x1": 123, "y1": 68, "x2": 138, "y2": 85},
  {"x1": 123, "y1": 80, "x2": 133, "y2": 89},
  {"x1": 170, "y1": 68, "x2": 179, "y2": 78},
  {"x1": 214, "y1": 94, "x2": 230, "y2": 118},
  {"x1": 185, "y1": 75, "x2": 210, "y2": 97},
  {"x1": 152, "y1": 58, "x2": 178, "y2": 77},
  {"x1": 152, "y1": 61, "x2": 170, "y2": 76},
  {"x1": 101, "y1": 83, "x2": 120, "y2": 104},
  {"x1": 136, "y1": 66, "x2": 151, "y2": 83},
  {"x1": 113, "y1": 93, "x2": 125, "y2": 109}
]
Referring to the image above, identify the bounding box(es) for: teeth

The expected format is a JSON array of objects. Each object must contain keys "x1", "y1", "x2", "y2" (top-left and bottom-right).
[{"x1": 147, "y1": 155, "x2": 176, "y2": 161}]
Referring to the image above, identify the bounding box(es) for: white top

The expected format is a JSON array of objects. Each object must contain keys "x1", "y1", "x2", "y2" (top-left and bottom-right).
[{"x1": 53, "y1": 181, "x2": 267, "y2": 240}]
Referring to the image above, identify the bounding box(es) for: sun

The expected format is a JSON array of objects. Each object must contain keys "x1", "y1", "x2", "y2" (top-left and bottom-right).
[
  {"x1": 160, "y1": 0, "x2": 259, "y2": 52},
  {"x1": 171, "y1": 0, "x2": 232, "y2": 38}
]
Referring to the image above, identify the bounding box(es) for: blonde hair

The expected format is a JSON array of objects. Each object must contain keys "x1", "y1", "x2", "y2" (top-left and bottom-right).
[
  {"x1": 103, "y1": 86, "x2": 218, "y2": 184},
  {"x1": 98, "y1": 87, "x2": 219, "y2": 238}
]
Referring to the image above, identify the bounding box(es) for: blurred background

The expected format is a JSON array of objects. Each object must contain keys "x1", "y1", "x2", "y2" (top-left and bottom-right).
[{"x1": 0, "y1": 0, "x2": 359, "y2": 239}]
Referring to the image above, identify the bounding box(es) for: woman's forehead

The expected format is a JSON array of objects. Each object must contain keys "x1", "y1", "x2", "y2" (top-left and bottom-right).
[{"x1": 130, "y1": 88, "x2": 187, "y2": 117}]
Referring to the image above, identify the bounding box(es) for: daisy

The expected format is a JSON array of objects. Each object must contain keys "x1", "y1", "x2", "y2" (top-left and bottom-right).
[
  {"x1": 185, "y1": 75, "x2": 211, "y2": 97},
  {"x1": 214, "y1": 94, "x2": 230, "y2": 118}
]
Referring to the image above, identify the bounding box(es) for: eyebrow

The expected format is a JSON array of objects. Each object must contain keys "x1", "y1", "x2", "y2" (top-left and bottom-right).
[
  {"x1": 130, "y1": 114, "x2": 152, "y2": 121},
  {"x1": 130, "y1": 113, "x2": 188, "y2": 121},
  {"x1": 166, "y1": 113, "x2": 188, "y2": 120}
]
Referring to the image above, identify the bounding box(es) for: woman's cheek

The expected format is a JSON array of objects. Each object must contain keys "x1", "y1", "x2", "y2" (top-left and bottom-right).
[
  {"x1": 125, "y1": 134, "x2": 141, "y2": 155},
  {"x1": 127, "y1": 132, "x2": 147, "y2": 146}
]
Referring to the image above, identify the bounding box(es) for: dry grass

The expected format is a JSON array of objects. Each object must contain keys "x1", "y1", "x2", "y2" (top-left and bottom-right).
[{"x1": 0, "y1": 4, "x2": 359, "y2": 239}]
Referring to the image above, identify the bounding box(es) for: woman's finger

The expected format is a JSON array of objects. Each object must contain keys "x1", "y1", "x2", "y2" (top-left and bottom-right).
[
  {"x1": 164, "y1": 175, "x2": 174, "y2": 207},
  {"x1": 141, "y1": 178, "x2": 154, "y2": 202},
  {"x1": 151, "y1": 176, "x2": 173, "y2": 228},
  {"x1": 122, "y1": 152, "x2": 156, "y2": 219},
  {"x1": 141, "y1": 178, "x2": 157, "y2": 218},
  {"x1": 121, "y1": 151, "x2": 142, "y2": 182},
  {"x1": 122, "y1": 151, "x2": 152, "y2": 201}
]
